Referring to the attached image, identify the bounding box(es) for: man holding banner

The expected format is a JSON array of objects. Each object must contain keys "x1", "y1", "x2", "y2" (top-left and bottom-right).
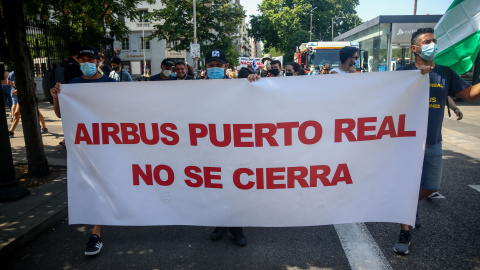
[
  {"x1": 51, "y1": 45, "x2": 117, "y2": 256},
  {"x1": 393, "y1": 27, "x2": 480, "y2": 255}
]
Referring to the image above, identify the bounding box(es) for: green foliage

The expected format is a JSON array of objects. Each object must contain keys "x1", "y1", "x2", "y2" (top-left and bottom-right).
[
  {"x1": 249, "y1": 0, "x2": 362, "y2": 53},
  {"x1": 284, "y1": 29, "x2": 310, "y2": 62},
  {"x1": 21, "y1": 0, "x2": 154, "y2": 38},
  {"x1": 265, "y1": 47, "x2": 284, "y2": 57},
  {"x1": 148, "y1": 0, "x2": 245, "y2": 62}
]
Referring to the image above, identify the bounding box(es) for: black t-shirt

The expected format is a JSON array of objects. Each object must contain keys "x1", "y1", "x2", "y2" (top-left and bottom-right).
[{"x1": 64, "y1": 57, "x2": 82, "y2": 84}]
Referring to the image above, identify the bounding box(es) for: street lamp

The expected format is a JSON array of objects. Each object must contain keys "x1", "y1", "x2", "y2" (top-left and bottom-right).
[{"x1": 332, "y1": 16, "x2": 346, "y2": 41}]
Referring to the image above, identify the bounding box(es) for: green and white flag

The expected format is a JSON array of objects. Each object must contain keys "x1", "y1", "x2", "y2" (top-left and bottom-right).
[{"x1": 435, "y1": 0, "x2": 480, "y2": 74}]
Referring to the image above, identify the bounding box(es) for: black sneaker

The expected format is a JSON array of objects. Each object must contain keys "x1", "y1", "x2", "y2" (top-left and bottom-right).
[
  {"x1": 393, "y1": 230, "x2": 411, "y2": 255},
  {"x1": 210, "y1": 227, "x2": 227, "y2": 241},
  {"x1": 85, "y1": 234, "x2": 103, "y2": 256},
  {"x1": 230, "y1": 229, "x2": 247, "y2": 247}
]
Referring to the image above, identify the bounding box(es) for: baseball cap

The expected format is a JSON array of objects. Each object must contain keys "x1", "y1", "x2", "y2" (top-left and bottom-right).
[
  {"x1": 161, "y1": 59, "x2": 174, "y2": 66},
  {"x1": 78, "y1": 45, "x2": 99, "y2": 59},
  {"x1": 205, "y1": 50, "x2": 227, "y2": 64}
]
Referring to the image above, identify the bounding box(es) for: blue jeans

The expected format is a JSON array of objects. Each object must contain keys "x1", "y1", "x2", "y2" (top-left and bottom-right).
[
  {"x1": 420, "y1": 142, "x2": 443, "y2": 191},
  {"x1": 2, "y1": 85, "x2": 12, "y2": 109}
]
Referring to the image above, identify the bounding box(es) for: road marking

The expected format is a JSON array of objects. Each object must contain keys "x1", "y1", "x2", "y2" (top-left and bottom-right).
[
  {"x1": 334, "y1": 223, "x2": 392, "y2": 270},
  {"x1": 469, "y1": 185, "x2": 480, "y2": 193}
]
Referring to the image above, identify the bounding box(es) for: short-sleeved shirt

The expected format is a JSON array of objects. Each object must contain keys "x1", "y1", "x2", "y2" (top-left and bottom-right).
[
  {"x1": 7, "y1": 71, "x2": 15, "y2": 93},
  {"x1": 396, "y1": 63, "x2": 470, "y2": 144},
  {"x1": 150, "y1": 74, "x2": 175, "y2": 81},
  {"x1": 69, "y1": 75, "x2": 117, "y2": 84}
]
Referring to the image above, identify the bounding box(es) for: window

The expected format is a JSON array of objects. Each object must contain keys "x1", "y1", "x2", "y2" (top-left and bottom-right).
[
  {"x1": 122, "y1": 37, "x2": 130, "y2": 51},
  {"x1": 141, "y1": 37, "x2": 150, "y2": 50},
  {"x1": 138, "y1": 9, "x2": 149, "y2": 22},
  {"x1": 166, "y1": 40, "x2": 179, "y2": 49}
]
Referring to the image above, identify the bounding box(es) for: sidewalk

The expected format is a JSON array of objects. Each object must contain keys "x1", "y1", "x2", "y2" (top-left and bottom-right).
[
  {"x1": 0, "y1": 100, "x2": 67, "y2": 259},
  {"x1": 1, "y1": 99, "x2": 480, "y2": 259}
]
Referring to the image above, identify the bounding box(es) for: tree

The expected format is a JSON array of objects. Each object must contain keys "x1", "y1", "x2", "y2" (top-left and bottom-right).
[
  {"x1": 22, "y1": 0, "x2": 154, "y2": 39},
  {"x1": 249, "y1": 0, "x2": 362, "y2": 54},
  {"x1": 284, "y1": 29, "x2": 310, "y2": 62},
  {"x1": 1, "y1": 0, "x2": 49, "y2": 177},
  {"x1": 148, "y1": 0, "x2": 245, "y2": 63}
]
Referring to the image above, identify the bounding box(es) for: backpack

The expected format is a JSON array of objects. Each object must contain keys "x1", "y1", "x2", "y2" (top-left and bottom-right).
[
  {"x1": 42, "y1": 63, "x2": 65, "y2": 104},
  {"x1": 401, "y1": 63, "x2": 454, "y2": 117}
]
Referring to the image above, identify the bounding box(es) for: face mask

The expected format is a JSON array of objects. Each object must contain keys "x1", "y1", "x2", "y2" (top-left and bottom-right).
[
  {"x1": 285, "y1": 72, "x2": 293, "y2": 76},
  {"x1": 417, "y1": 43, "x2": 438, "y2": 61},
  {"x1": 163, "y1": 70, "x2": 171, "y2": 76},
  {"x1": 113, "y1": 66, "x2": 119, "y2": 71},
  {"x1": 171, "y1": 72, "x2": 177, "y2": 77},
  {"x1": 354, "y1": 59, "x2": 360, "y2": 68},
  {"x1": 207, "y1": 67, "x2": 225, "y2": 79},
  {"x1": 270, "y1": 69, "x2": 280, "y2": 76},
  {"x1": 280, "y1": 71, "x2": 284, "y2": 76},
  {"x1": 99, "y1": 61, "x2": 104, "y2": 66},
  {"x1": 80, "y1": 63, "x2": 97, "y2": 77}
]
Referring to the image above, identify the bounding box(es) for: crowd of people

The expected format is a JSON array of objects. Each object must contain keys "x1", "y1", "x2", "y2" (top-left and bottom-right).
[{"x1": 4, "y1": 27, "x2": 479, "y2": 257}]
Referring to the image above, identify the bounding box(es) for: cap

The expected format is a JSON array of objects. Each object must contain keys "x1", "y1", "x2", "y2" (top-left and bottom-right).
[
  {"x1": 262, "y1": 54, "x2": 272, "y2": 63},
  {"x1": 205, "y1": 50, "x2": 227, "y2": 64},
  {"x1": 161, "y1": 59, "x2": 174, "y2": 66},
  {"x1": 78, "y1": 45, "x2": 99, "y2": 59},
  {"x1": 111, "y1": 56, "x2": 122, "y2": 64}
]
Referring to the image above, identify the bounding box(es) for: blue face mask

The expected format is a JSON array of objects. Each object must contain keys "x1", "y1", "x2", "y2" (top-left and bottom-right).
[
  {"x1": 207, "y1": 67, "x2": 225, "y2": 79},
  {"x1": 417, "y1": 43, "x2": 438, "y2": 61},
  {"x1": 80, "y1": 63, "x2": 98, "y2": 77},
  {"x1": 354, "y1": 59, "x2": 360, "y2": 68}
]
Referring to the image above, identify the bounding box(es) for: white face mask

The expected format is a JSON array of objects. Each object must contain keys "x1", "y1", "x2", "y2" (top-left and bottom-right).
[{"x1": 163, "y1": 70, "x2": 171, "y2": 76}]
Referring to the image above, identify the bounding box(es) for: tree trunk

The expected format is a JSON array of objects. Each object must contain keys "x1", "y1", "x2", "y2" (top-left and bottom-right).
[{"x1": 1, "y1": 0, "x2": 49, "y2": 177}]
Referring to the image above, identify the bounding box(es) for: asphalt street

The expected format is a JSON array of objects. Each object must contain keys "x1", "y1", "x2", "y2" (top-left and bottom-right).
[{"x1": 4, "y1": 148, "x2": 480, "y2": 270}]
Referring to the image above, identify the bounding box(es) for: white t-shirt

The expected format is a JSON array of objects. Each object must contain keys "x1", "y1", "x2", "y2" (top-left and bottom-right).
[{"x1": 330, "y1": 67, "x2": 349, "y2": 74}]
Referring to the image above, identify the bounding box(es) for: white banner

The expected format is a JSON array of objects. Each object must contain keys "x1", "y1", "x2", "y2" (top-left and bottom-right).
[{"x1": 60, "y1": 71, "x2": 429, "y2": 227}]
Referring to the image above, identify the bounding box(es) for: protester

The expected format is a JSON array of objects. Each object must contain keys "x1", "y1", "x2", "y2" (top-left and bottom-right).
[
  {"x1": 237, "y1": 67, "x2": 253, "y2": 78},
  {"x1": 1, "y1": 62, "x2": 12, "y2": 117},
  {"x1": 330, "y1": 46, "x2": 358, "y2": 74},
  {"x1": 205, "y1": 49, "x2": 260, "y2": 246},
  {"x1": 308, "y1": 64, "x2": 317, "y2": 75},
  {"x1": 283, "y1": 62, "x2": 302, "y2": 76},
  {"x1": 322, "y1": 63, "x2": 331, "y2": 74},
  {"x1": 6, "y1": 71, "x2": 48, "y2": 137},
  {"x1": 393, "y1": 27, "x2": 480, "y2": 255},
  {"x1": 174, "y1": 60, "x2": 195, "y2": 80},
  {"x1": 150, "y1": 59, "x2": 175, "y2": 81},
  {"x1": 267, "y1": 60, "x2": 283, "y2": 77},
  {"x1": 109, "y1": 56, "x2": 133, "y2": 82},
  {"x1": 64, "y1": 41, "x2": 83, "y2": 84},
  {"x1": 98, "y1": 52, "x2": 112, "y2": 76},
  {"x1": 50, "y1": 45, "x2": 117, "y2": 256}
]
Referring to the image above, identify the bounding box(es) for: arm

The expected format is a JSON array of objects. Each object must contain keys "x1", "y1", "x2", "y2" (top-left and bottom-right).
[
  {"x1": 455, "y1": 83, "x2": 480, "y2": 101},
  {"x1": 50, "y1": 82, "x2": 62, "y2": 118},
  {"x1": 447, "y1": 96, "x2": 463, "y2": 120},
  {"x1": 125, "y1": 71, "x2": 133, "y2": 82}
]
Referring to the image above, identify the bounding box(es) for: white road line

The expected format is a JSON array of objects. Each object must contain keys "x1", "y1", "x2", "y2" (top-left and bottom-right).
[
  {"x1": 469, "y1": 185, "x2": 480, "y2": 193},
  {"x1": 335, "y1": 223, "x2": 392, "y2": 270}
]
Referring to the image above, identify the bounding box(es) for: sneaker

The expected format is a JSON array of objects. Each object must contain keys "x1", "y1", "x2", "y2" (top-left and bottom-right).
[
  {"x1": 210, "y1": 227, "x2": 228, "y2": 241},
  {"x1": 393, "y1": 230, "x2": 411, "y2": 255},
  {"x1": 231, "y1": 230, "x2": 247, "y2": 247},
  {"x1": 41, "y1": 128, "x2": 48, "y2": 133},
  {"x1": 85, "y1": 234, "x2": 103, "y2": 256},
  {"x1": 8, "y1": 131, "x2": 14, "y2": 138}
]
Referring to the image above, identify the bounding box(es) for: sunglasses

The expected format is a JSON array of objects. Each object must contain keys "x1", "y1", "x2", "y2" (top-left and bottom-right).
[{"x1": 351, "y1": 56, "x2": 359, "y2": 60}]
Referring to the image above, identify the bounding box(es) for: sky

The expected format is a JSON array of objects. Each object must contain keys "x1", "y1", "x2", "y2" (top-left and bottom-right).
[{"x1": 240, "y1": 0, "x2": 454, "y2": 22}]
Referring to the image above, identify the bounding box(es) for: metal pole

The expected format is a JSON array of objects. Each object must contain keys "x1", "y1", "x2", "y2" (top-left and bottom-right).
[
  {"x1": 142, "y1": 12, "x2": 146, "y2": 79},
  {"x1": 332, "y1": 17, "x2": 334, "y2": 41},
  {"x1": 310, "y1": 12, "x2": 312, "y2": 42},
  {"x1": 193, "y1": 0, "x2": 198, "y2": 78}
]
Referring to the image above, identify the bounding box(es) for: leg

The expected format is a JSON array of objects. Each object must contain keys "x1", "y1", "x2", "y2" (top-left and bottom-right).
[
  {"x1": 394, "y1": 142, "x2": 443, "y2": 254},
  {"x1": 37, "y1": 107, "x2": 47, "y2": 131},
  {"x1": 9, "y1": 103, "x2": 20, "y2": 136}
]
